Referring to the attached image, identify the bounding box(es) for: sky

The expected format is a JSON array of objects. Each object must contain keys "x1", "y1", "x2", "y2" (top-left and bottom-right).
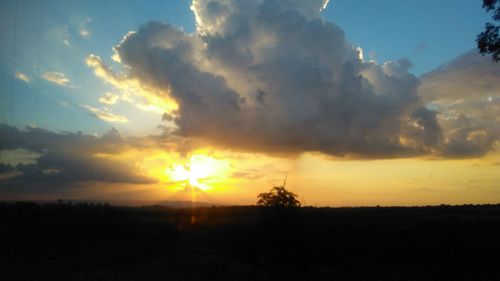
[{"x1": 0, "y1": 0, "x2": 499, "y2": 206}]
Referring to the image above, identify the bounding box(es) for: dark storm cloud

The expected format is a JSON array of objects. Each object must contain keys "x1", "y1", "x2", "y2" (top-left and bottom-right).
[
  {"x1": 92, "y1": 0, "x2": 440, "y2": 159},
  {"x1": 0, "y1": 124, "x2": 155, "y2": 185}
]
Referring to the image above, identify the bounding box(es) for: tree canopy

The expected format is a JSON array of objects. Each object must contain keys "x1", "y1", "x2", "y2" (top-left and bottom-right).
[
  {"x1": 257, "y1": 186, "x2": 300, "y2": 208},
  {"x1": 477, "y1": 0, "x2": 500, "y2": 61}
]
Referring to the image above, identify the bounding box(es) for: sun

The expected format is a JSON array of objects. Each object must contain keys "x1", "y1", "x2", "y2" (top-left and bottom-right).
[{"x1": 166, "y1": 154, "x2": 229, "y2": 191}]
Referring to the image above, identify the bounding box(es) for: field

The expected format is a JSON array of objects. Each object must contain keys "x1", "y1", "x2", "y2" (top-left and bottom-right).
[{"x1": 2, "y1": 202, "x2": 500, "y2": 281}]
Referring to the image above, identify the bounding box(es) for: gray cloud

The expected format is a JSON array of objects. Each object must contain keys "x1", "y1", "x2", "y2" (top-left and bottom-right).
[
  {"x1": 419, "y1": 51, "x2": 500, "y2": 157},
  {"x1": 420, "y1": 51, "x2": 500, "y2": 103},
  {"x1": 0, "y1": 124, "x2": 155, "y2": 185},
  {"x1": 89, "y1": 0, "x2": 441, "y2": 159},
  {"x1": 0, "y1": 124, "x2": 123, "y2": 154}
]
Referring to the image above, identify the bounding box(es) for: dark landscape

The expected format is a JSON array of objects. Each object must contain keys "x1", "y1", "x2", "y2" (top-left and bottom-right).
[{"x1": 2, "y1": 202, "x2": 500, "y2": 281}]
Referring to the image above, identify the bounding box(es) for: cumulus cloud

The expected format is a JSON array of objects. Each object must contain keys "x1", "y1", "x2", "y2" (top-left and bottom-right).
[
  {"x1": 419, "y1": 51, "x2": 500, "y2": 157},
  {"x1": 88, "y1": 0, "x2": 498, "y2": 159},
  {"x1": 86, "y1": 0, "x2": 442, "y2": 158},
  {"x1": 42, "y1": 71, "x2": 72, "y2": 87},
  {"x1": 82, "y1": 105, "x2": 128, "y2": 123},
  {"x1": 0, "y1": 124, "x2": 155, "y2": 185}
]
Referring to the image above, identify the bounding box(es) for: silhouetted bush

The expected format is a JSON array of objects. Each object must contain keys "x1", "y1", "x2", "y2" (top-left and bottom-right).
[{"x1": 257, "y1": 186, "x2": 300, "y2": 207}]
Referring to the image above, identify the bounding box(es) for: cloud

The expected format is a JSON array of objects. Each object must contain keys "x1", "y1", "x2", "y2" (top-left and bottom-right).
[
  {"x1": 420, "y1": 51, "x2": 500, "y2": 103},
  {"x1": 50, "y1": 26, "x2": 71, "y2": 46},
  {"x1": 42, "y1": 71, "x2": 72, "y2": 87},
  {"x1": 418, "y1": 51, "x2": 500, "y2": 157},
  {"x1": 87, "y1": 0, "x2": 443, "y2": 159},
  {"x1": 86, "y1": 54, "x2": 177, "y2": 115},
  {"x1": 14, "y1": 153, "x2": 148, "y2": 184},
  {"x1": 231, "y1": 169, "x2": 264, "y2": 180},
  {"x1": 15, "y1": 72, "x2": 30, "y2": 83},
  {"x1": 0, "y1": 124, "x2": 155, "y2": 185},
  {"x1": 79, "y1": 17, "x2": 92, "y2": 38},
  {"x1": 0, "y1": 124, "x2": 122, "y2": 156},
  {"x1": 81, "y1": 105, "x2": 128, "y2": 123},
  {"x1": 87, "y1": 0, "x2": 499, "y2": 159},
  {"x1": 99, "y1": 92, "x2": 119, "y2": 105}
]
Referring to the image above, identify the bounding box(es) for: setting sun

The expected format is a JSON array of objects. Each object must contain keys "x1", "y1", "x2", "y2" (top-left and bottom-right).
[{"x1": 165, "y1": 154, "x2": 230, "y2": 191}]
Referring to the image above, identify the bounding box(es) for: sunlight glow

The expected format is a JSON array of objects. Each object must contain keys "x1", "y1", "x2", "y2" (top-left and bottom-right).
[
  {"x1": 166, "y1": 154, "x2": 230, "y2": 190},
  {"x1": 86, "y1": 54, "x2": 179, "y2": 115}
]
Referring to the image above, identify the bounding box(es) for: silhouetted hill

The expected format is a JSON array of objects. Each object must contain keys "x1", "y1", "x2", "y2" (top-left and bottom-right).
[{"x1": 2, "y1": 202, "x2": 500, "y2": 281}]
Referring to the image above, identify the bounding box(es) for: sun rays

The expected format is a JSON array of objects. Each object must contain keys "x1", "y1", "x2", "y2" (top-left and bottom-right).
[{"x1": 165, "y1": 154, "x2": 230, "y2": 191}]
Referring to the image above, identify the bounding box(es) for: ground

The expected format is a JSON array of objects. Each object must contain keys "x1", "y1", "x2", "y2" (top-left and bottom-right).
[{"x1": 2, "y1": 202, "x2": 500, "y2": 281}]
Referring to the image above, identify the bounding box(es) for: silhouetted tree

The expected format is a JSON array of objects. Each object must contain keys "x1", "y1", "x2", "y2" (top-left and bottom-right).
[
  {"x1": 477, "y1": 0, "x2": 500, "y2": 61},
  {"x1": 257, "y1": 186, "x2": 300, "y2": 207}
]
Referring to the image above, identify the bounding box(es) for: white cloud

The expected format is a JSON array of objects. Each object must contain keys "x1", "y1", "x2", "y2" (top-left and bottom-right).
[
  {"x1": 86, "y1": 54, "x2": 177, "y2": 115},
  {"x1": 79, "y1": 17, "x2": 92, "y2": 38},
  {"x1": 99, "y1": 92, "x2": 119, "y2": 105},
  {"x1": 15, "y1": 72, "x2": 30, "y2": 83},
  {"x1": 42, "y1": 71, "x2": 72, "y2": 87},
  {"x1": 81, "y1": 105, "x2": 128, "y2": 123}
]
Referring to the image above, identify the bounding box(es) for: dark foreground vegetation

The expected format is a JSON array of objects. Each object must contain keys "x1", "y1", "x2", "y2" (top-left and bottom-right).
[{"x1": 2, "y1": 202, "x2": 500, "y2": 281}]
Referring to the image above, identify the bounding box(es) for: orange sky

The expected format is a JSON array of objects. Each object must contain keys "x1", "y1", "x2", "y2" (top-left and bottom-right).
[{"x1": 78, "y1": 146, "x2": 500, "y2": 206}]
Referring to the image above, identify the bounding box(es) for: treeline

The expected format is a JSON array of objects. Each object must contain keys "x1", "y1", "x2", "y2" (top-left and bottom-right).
[{"x1": 2, "y1": 202, "x2": 500, "y2": 281}]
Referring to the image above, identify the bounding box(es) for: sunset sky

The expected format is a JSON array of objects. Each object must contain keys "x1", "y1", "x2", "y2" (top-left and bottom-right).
[{"x1": 1, "y1": 0, "x2": 499, "y2": 206}]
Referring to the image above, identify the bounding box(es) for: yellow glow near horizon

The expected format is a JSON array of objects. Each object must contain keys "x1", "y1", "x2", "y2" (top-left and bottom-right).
[
  {"x1": 129, "y1": 145, "x2": 500, "y2": 205},
  {"x1": 165, "y1": 154, "x2": 230, "y2": 191}
]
